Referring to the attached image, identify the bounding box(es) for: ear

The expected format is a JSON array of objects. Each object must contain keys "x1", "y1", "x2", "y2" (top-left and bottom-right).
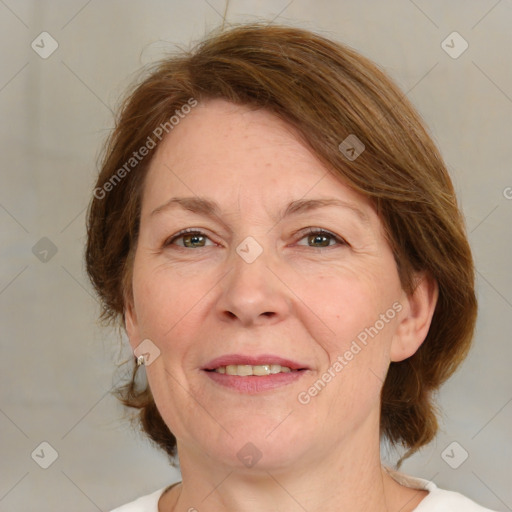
[{"x1": 390, "y1": 273, "x2": 439, "y2": 362}]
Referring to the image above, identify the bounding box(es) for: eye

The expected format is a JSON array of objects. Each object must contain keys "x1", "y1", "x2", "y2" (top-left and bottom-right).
[
  {"x1": 164, "y1": 228, "x2": 347, "y2": 249},
  {"x1": 164, "y1": 229, "x2": 215, "y2": 248},
  {"x1": 296, "y1": 228, "x2": 348, "y2": 248}
]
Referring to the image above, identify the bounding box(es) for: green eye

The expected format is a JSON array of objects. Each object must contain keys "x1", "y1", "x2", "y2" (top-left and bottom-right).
[
  {"x1": 165, "y1": 228, "x2": 348, "y2": 250},
  {"x1": 297, "y1": 229, "x2": 347, "y2": 248},
  {"x1": 166, "y1": 229, "x2": 213, "y2": 248}
]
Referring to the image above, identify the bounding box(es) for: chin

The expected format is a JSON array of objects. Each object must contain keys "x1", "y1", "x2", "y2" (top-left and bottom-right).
[{"x1": 200, "y1": 424, "x2": 310, "y2": 472}]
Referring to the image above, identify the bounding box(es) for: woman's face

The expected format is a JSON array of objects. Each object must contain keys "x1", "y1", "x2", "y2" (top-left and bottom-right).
[{"x1": 126, "y1": 99, "x2": 424, "y2": 471}]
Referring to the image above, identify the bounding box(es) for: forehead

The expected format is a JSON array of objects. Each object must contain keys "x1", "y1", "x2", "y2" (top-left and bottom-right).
[
  {"x1": 141, "y1": 99, "x2": 374, "y2": 220},
  {"x1": 150, "y1": 99, "x2": 319, "y2": 175}
]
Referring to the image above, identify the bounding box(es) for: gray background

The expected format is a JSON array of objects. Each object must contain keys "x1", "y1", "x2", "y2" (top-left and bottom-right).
[{"x1": 1, "y1": 1, "x2": 511, "y2": 511}]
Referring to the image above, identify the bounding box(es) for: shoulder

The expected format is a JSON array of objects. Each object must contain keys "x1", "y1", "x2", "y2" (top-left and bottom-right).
[
  {"x1": 384, "y1": 467, "x2": 498, "y2": 512},
  {"x1": 109, "y1": 487, "x2": 166, "y2": 512}
]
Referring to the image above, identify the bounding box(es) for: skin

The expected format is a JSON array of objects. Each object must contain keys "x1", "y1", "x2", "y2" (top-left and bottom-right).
[{"x1": 125, "y1": 98, "x2": 438, "y2": 512}]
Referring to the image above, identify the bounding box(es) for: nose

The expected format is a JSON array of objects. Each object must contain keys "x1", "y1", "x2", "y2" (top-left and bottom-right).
[{"x1": 215, "y1": 244, "x2": 291, "y2": 327}]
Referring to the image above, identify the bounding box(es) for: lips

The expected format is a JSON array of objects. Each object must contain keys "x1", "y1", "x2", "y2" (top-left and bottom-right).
[
  {"x1": 201, "y1": 354, "x2": 310, "y2": 393},
  {"x1": 202, "y1": 354, "x2": 309, "y2": 372}
]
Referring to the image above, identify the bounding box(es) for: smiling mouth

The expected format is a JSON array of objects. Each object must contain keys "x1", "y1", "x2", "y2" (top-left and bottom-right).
[{"x1": 206, "y1": 364, "x2": 307, "y2": 376}]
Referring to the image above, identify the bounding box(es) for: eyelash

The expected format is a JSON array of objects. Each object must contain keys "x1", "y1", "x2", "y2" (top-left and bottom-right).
[{"x1": 164, "y1": 227, "x2": 348, "y2": 249}]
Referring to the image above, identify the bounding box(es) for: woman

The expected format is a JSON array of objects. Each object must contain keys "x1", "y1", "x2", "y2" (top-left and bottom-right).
[{"x1": 86, "y1": 23, "x2": 496, "y2": 512}]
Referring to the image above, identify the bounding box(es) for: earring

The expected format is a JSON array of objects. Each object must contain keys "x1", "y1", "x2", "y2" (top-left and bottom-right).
[{"x1": 136, "y1": 355, "x2": 145, "y2": 366}]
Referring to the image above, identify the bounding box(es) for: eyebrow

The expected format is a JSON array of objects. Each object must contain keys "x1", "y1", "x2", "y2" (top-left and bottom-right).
[{"x1": 150, "y1": 196, "x2": 369, "y2": 224}]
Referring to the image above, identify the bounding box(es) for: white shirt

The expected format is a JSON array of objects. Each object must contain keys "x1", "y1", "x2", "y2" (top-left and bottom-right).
[{"x1": 110, "y1": 469, "x2": 498, "y2": 511}]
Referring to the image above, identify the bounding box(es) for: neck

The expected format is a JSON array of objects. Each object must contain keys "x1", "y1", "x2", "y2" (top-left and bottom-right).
[{"x1": 161, "y1": 417, "x2": 424, "y2": 512}]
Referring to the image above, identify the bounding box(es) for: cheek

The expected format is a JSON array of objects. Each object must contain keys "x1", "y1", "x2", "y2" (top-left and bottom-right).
[
  {"x1": 306, "y1": 263, "x2": 402, "y2": 394},
  {"x1": 305, "y1": 268, "x2": 399, "y2": 341},
  {"x1": 132, "y1": 261, "x2": 203, "y2": 335},
  {"x1": 303, "y1": 281, "x2": 398, "y2": 420},
  {"x1": 132, "y1": 275, "x2": 169, "y2": 336},
  {"x1": 130, "y1": 261, "x2": 223, "y2": 375}
]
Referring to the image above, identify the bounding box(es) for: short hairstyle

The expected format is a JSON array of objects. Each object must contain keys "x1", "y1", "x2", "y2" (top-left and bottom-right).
[{"x1": 85, "y1": 23, "x2": 477, "y2": 463}]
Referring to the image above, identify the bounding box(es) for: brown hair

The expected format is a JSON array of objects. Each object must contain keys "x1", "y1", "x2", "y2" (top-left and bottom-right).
[{"x1": 85, "y1": 23, "x2": 477, "y2": 463}]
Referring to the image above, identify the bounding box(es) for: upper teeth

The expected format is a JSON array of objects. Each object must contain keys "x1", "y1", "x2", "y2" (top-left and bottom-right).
[{"x1": 215, "y1": 364, "x2": 293, "y2": 376}]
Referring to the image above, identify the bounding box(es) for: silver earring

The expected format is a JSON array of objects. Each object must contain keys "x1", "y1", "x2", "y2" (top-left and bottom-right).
[{"x1": 136, "y1": 355, "x2": 145, "y2": 366}]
